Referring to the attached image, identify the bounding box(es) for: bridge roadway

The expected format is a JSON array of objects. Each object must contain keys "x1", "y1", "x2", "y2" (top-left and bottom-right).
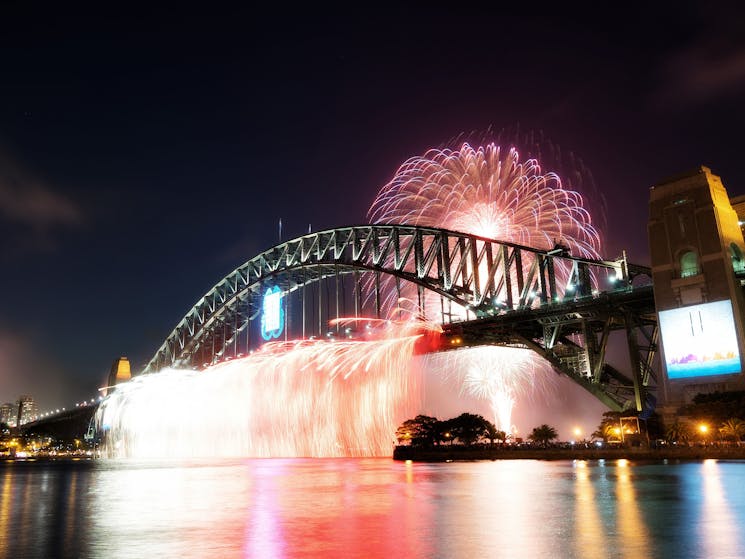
[
  {"x1": 18, "y1": 404, "x2": 96, "y2": 443},
  {"x1": 438, "y1": 285, "x2": 658, "y2": 412}
]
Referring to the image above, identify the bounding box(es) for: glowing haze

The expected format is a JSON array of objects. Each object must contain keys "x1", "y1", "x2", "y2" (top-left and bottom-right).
[{"x1": 368, "y1": 142, "x2": 603, "y2": 433}]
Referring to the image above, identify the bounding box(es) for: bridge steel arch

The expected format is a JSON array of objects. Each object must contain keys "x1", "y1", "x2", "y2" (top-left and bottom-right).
[{"x1": 142, "y1": 224, "x2": 656, "y2": 412}]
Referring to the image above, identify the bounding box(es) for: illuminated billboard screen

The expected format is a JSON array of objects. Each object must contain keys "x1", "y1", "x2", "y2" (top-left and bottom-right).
[
  {"x1": 261, "y1": 285, "x2": 284, "y2": 341},
  {"x1": 659, "y1": 299, "x2": 741, "y2": 379}
]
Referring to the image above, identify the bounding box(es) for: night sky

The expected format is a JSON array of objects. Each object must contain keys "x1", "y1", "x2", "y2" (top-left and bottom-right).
[{"x1": 2, "y1": 5, "x2": 745, "y2": 419}]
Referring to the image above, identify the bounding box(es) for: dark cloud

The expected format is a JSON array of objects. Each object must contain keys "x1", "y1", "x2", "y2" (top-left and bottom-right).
[
  {"x1": 654, "y1": 12, "x2": 745, "y2": 109},
  {"x1": 665, "y1": 46, "x2": 745, "y2": 104},
  {"x1": 0, "y1": 153, "x2": 83, "y2": 257},
  {"x1": 0, "y1": 156, "x2": 81, "y2": 229}
]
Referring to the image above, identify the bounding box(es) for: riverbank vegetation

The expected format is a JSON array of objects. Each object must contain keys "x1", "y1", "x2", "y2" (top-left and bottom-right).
[{"x1": 395, "y1": 390, "x2": 745, "y2": 461}]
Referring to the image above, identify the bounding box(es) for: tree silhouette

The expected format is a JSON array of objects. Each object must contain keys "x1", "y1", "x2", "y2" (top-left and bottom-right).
[
  {"x1": 529, "y1": 424, "x2": 558, "y2": 448},
  {"x1": 593, "y1": 411, "x2": 623, "y2": 442},
  {"x1": 396, "y1": 415, "x2": 440, "y2": 447},
  {"x1": 678, "y1": 391, "x2": 745, "y2": 425},
  {"x1": 719, "y1": 418, "x2": 745, "y2": 443},
  {"x1": 444, "y1": 413, "x2": 496, "y2": 446},
  {"x1": 665, "y1": 421, "x2": 693, "y2": 444}
]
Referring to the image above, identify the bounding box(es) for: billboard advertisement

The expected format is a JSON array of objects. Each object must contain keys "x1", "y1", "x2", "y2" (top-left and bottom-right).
[
  {"x1": 659, "y1": 299, "x2": 741, "y2": 379},
  {"x1": 260, "y1": 285, "x2": 285, "y2": 341}
]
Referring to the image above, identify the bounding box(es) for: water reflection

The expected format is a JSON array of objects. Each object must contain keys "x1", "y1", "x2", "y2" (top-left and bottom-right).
[
  {"x1": 0, "y1": 469, "x2": 12, "y2": 555},
  {"x1": 1, "y1": 458, "x2": 745, "y2": 558},
  {"x1": 244, "y1": 461, "x2": 285, "y2": 558},
  {"x1": 614, "y1": 459, "x2": 651, "y2": 559},
  {"x1": 0, "y1": 462, "x2": 89, "y2": 558},
  {"x1": 700, "y1": 459, "x2": 742, "y2": 558},
  {"x1": 573, "y1": 460, "x2": 604, "y2": 559}
]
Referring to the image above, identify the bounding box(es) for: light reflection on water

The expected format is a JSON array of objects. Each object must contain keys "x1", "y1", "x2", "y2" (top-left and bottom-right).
[{"x1": 0, "y1": 458, "x2": 744, "y2": 558}]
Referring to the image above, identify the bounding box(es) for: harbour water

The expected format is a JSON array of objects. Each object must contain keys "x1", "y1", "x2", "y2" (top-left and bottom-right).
[{"x1": 1, "y1": 457, "x2": 744, "y2": 558}]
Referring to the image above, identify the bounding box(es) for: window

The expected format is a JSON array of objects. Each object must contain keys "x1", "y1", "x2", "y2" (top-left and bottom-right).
[
  {"x1": 680, "y1": 251, "x2": 699, "y2": 278},
  {"x1": 730, "y1": 243, "x2": 745, "y2": 273}
]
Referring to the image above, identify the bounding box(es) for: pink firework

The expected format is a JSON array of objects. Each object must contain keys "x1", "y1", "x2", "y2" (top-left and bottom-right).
[
  {"x1": 369, "y1": 142, "x2": 601, "y2": 259},
  {"x1": 368, "y1": 142, "x2": 603, "y2": 319},
  {"x1": 367, "y1": 141, "x2": 604, "y2": 431}
]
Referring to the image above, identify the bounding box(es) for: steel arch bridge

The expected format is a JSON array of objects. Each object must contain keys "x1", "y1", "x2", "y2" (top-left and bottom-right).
[{"x1": 142, "y1": 224, "x2": 658, "y2": 412}]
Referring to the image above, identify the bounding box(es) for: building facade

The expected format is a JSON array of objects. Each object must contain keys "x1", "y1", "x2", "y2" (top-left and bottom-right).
[
  {"x1": 0, "y1": 402, "x2": 17, "y2": 427},
  {"x1": 648, "y1": 166, "x2": 745, "y2": 409},
  {"x1": 16, "y1": 395, "x2": 37, "y2": 426}
]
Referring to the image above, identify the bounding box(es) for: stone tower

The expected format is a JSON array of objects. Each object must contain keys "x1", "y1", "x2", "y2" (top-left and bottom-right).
[
  {"x1": 105, "y1": 357, "x2": 132, "y2": 396},
  {"x1": 648, "y1": 166, "x2": 745, "y2": 407}
]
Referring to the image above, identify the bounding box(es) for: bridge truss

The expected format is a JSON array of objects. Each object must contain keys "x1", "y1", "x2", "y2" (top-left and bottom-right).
[{"x1": 142, "y1": 224, "x2": 657, "y2": 412}]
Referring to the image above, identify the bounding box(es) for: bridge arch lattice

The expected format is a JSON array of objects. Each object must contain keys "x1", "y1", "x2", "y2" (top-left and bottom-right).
[{"x1": 143, "y1": 224, "x2": 648, "y2": 378}]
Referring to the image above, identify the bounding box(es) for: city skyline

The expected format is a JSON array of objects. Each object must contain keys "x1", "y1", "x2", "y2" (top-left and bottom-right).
[{"x1": 2, "y1": 5, "x2": 745, "y2": 414}]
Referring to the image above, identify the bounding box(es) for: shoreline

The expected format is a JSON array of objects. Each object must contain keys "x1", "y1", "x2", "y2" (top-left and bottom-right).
[
  {"x1": 3, "y1": 447, "x2": 745, "y2": 463},
  {"x1": 392, "y1": 445, "x2": 745, "y2": 462}
]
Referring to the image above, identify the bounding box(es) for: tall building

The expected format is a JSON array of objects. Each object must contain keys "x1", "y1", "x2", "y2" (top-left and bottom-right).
[
  {"x1": 16, "y1": 395, "x2": 37, "y2": 426},
  {"x1": 105, "y1": 357, "x2": 132, "y2": 396},
  {"x1": 648, "y1": 166, "x2": 745, "y2": 409},
  {"x1": 729, "y1": 193, "x2": 745, "y2": 240},
  {"x1": 0, "y1": 402, "x2": 17, "y2": 427}
]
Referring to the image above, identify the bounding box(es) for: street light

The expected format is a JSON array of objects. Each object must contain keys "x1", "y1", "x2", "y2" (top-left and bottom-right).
[{"x1": 699, "y1": 423, "x2": 709, "y2": 445}]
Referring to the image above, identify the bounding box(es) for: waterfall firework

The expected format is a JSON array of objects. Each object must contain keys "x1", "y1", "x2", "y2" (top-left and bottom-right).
[{"x1": 97, "y1": 319, "x2": 433, "y2": 458}]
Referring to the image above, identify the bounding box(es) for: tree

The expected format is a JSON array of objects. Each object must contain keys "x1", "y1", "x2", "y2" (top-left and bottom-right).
[
  {"x1": 447, "y1": 413, "x2": 495, "y2": 446},
  {"x1": 529, "y1": 424, "x2": 558, "y2": 448},
  {"x1": 484, "y1": 422, "x2": 499, "y2": 444},
  {"x1": 593, "y1": 411, "x2": 623, "y2": 443},
  {"x1": 395, "y1": 415, "x2": 440, "y2": 447},
  {"x1": 665, "y1": 421, "x2": 693, "y2": 444},
  {"x1": 719, "y1": 418, "x2": 745, "y2": 443},
  {"x1": 492, "y1": 429, "x2": 508, "y2": 445},
  {"x1": 678, "y1": 391, "x2": 745, "y2": 426}
]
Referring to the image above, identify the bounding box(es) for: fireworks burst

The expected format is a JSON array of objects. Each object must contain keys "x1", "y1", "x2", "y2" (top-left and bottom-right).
[
  {"x1": 368, "y1": 140, "x2": 604, "y2": 431},
  {"x1": 428, "y1": 346, "x2": 556, "y2": 434},
  {"x1": 369, "y1": 141, "x2": 601, "y2": 258}
]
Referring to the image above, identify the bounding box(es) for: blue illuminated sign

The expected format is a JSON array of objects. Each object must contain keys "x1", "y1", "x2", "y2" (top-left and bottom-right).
[{"x1": 261, "y1": 285, "x2": 284, "y2": 341}]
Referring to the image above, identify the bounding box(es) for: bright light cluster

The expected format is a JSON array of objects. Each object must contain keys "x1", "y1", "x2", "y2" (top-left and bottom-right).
[{"x1": 96, "y1": 319, "x2": 427, "y2": 458}]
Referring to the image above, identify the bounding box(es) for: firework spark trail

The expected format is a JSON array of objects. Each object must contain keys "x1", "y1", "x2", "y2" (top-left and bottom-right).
[
  {"x1": 427, "y1": 346, "x2": 557, "y2": 434},
  {"x1": 96, "y1": 320, "x2": 427, "y2": 459},
  {"x1": 368, "y1": 141, "x2": 604, "y2": 432}
]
